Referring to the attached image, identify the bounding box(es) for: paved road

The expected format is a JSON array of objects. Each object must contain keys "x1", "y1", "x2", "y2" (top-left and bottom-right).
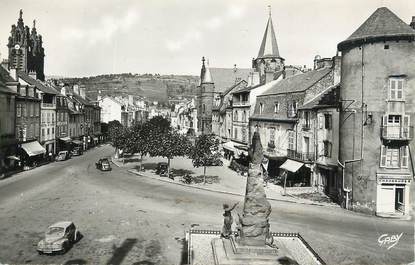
[{"x1": 0, "y1": 145, "x2": 413, "y2": 265}]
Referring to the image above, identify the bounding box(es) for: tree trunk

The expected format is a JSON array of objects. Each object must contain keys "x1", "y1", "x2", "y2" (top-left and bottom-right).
[
  {"x1": 203, "y1": 166, "x2": 206, "y2": 184},
  {"x1": 167, "y1": 158, "x2": 170, "y2": 177},
  {"x1": 114, "y1": 148, "x2": 119, "y2": 159},
  {"x1": 283, "y1": 171, "x2": 287, "y2": 196},
  {"x1": 139, "y1": 153, "x2": 143, "y2": 171}
]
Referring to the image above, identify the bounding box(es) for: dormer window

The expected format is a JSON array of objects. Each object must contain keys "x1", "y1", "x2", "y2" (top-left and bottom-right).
[
  {"x1": 259, "y1": 103, "x2": 264, "y2": 114},
  {"x1": 274, "y1": 102, "x2": 279, "y2": 113}
]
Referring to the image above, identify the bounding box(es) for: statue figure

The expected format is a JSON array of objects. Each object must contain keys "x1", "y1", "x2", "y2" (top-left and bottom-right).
[{"x1": 221, "y1": 202, "x2": 238, "y2": 239}]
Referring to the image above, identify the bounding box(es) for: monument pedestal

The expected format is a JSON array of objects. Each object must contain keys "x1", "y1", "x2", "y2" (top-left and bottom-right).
[{"x1": 211, "y1": 236, "x2": 293, "y2": 265}]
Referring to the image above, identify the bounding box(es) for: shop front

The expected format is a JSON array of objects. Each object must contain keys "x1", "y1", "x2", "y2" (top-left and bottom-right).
[
  {"x1": 20, "y1": 141, "x2": 46, "y2": 169},
  {"x1": 279, "y1": 159, "x2": 311, "y2": 187},
  {"x1": 376, "y1": 174, "x2": 412, "y2": 217}
]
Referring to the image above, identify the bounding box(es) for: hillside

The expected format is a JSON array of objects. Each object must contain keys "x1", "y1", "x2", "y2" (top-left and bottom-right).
[{"x1": 55, "y1": 73, "x2": 200, "y2": 102}]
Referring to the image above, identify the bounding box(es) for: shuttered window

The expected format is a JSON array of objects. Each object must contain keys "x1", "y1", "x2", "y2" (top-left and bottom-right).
[{"x1": 401, "y1": 146, "x2": 409, "y2": 168}]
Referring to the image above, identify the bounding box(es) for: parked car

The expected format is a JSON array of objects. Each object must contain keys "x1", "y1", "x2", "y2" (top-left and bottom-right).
[
  {"x1": 71, "y1": 147, "x2": 83, "y2": 156},
  {"x1": 155, "y1": 162, "x2": 168, "y2": 176},
  {"x1": 55, "y1": 151, "x2": 70, "y2": 161},
  {"x1": 96, "y1": 158, "x2": 112, "y2": 171},
  {"x1": 37, "y1": 221, "x2": 81, "y2": 254}
]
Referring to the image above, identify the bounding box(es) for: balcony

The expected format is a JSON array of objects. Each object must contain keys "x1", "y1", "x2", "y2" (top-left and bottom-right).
[
  {"x1": 302, "y1": 123, "x2": 311, "y2": 131},
  {"x1": 381, "y1": 125, "x2": 413, "y2": 141},
  {"x1": 233, "y1": 101, "x2": 250, "y2": 107},
  {"x1": 287, "y1": 149, "x2": 315, "y2": 162},
  {"x1": 42, "y1": 103, "x2": 55, "y2": 108},
  {"x1": 287, "y1": 109, "x2": 297, "y2": 118}
]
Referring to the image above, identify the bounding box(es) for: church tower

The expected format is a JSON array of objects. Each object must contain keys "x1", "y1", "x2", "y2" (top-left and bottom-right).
[
  {"x1": 252, "y1": 7, "x2": 284, "y2": 84},
  {"x1": 7, "y1": 10, "x2": 45, "y2": 81}
]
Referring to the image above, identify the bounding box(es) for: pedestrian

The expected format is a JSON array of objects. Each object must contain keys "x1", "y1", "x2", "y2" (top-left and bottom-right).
[{"x1": 221, "y1": 202, "x2": 239, "y2": 239}]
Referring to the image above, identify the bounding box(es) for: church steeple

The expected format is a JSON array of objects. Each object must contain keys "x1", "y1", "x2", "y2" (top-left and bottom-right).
[
  {"x1": 253, "y1": 6, "x2": 284, "y2": 85},
  {"x1": 257, "y1": 6, "x2": 280, "y2": 59},
  {"x1": 202, "y1": 59, "x2": 213, "y2": 84}
]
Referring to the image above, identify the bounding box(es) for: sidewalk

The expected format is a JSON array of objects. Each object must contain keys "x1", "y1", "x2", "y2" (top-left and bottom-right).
[{"x1": 111, "y1": 154, "x2": 339, "y2": 208}]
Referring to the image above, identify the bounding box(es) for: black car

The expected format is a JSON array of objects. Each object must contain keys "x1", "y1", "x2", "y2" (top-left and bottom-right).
[
  {"x1": 71, "y1": 147, "x2": 83, "y2": 156},
  {"x1": 96, "y1": 158, "x2": 112, "y2": 171},
  {"x1": 155, "y1": 162, "x2": 168, "y2": 176}
]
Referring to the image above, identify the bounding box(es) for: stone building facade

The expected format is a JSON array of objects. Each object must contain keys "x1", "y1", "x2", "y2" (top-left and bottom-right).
[
  {"x1": 251, "y1": 57, "x2": 340, "y2": 183},
  {"x1": 337, "y1": 7, "x2": 415, "y2": 216}
]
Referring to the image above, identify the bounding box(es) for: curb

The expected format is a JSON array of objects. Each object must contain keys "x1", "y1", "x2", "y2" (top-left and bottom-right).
[{"x1": 126, "y1": 169, "x2": 335, "y2": 208}]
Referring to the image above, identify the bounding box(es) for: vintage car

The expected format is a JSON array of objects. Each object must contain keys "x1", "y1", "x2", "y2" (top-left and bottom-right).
[
  {"x1": 155, "y1": 162, "x2": 168, "y2": 176},
  {"x1": 71, "y1": 147, "x2": 83, "y2": 156},
  {"x1": 55, "y1": 151, "x2": 70, "y2": 161},
  {"x1": 96, "y1": 158, "x2": 112, "y2": 171},
  {"x1": 37, "y1": 221, "x2": 80, "y2": 254}
]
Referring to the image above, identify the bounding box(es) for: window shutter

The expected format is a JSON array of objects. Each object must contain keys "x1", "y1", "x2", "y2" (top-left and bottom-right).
[
  {"x1": 401, "y1": 146, "x2": 408, "y2": 168},
  {"x1": 390, "y1": 80, "x2": 396, "y2": 99},
  {"x1": 402, "y1": 115, "x2": 410, "y2": 138},
  {"x1": 380, "y1": 146, "x2": 387, "y2": 167}
]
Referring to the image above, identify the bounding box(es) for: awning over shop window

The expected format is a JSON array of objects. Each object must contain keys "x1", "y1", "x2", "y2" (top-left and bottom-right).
[
  {"x1": 72, "y1": 140, "x2": 83, "y2": 145},
  {"x1": 59, "y1": 137, "x2": 72, "y2": 142},
  {"x1": 280, "y1": 159, "x2": 304, "y2": 173},
  {"x1": 7, "y1": 155, "x2": 20, "y2": 161},
  {"x1": 223, "y1": 141, "x2": 236, "y2": 152},
  {"x1": 223, "y1": 141, "x2": 248, "y2": 157},
  {"x1": 21, "y1": 141, "x2": 46, "y2": 157},
  {"x1": 93, "y1": 137, "x2": 99, "y2": 141}
]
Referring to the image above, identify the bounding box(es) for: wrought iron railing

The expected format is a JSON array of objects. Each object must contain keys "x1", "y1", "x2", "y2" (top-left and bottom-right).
[
  {"x1": 287, "y1": 149, "x2": 315, "y2": 162},
  {"x1": 380, "y1": 125, "x2": 413, "y2": 140}
]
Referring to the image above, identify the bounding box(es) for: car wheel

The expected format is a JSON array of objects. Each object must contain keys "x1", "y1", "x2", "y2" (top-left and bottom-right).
[{"x1": 38, "y1": 250, "x2": 43, "y2": 255}]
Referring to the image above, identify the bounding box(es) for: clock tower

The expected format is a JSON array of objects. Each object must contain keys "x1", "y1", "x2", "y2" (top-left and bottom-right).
[{"x1": 7, "y1": 9, "x2": 45, "y2": 81}]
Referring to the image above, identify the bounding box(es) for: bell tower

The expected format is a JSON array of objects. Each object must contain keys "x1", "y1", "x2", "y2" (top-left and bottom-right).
[
  {"x1": 252, "y1": 6, "x2": 284, "y2": 84},
  {"x1": 7, "y1": 10, "x2": 45, "y2": 81}
]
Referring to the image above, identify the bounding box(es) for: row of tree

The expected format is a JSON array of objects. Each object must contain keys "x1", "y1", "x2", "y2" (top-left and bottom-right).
[{"x1": 107, "y1": 117, "x2": 223, "y2": 182}]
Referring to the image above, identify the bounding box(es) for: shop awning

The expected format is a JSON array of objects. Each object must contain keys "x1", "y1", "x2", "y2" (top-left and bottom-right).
[
  {"x1": 223, "y1": 141, "x2": 236, "y2": 152},
  {"x1": 59, "y1": 137, "x2": 72, "y2": 142},
  {"x1": 72, "y1": 140, "x2": 83, "y2": 145},
  {"x1": 7, "y1": 155, "x2": 20, "y2": 161},
  {"x1": 280, "y1": 159, "x2": 304, "y2": 173},
  {"x1": 21, "y1": 141, "x2": 46, "y2": 157},
  {"x1": 93, "y1": 137, "x2": 99, "y2": 141}
]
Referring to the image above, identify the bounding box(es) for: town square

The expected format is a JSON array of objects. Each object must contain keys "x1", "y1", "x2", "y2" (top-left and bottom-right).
[{"x1": 0, "y1": 1, "x2": 414, "y2": 264}]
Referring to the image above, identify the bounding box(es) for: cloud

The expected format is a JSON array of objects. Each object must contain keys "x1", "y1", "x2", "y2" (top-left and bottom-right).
[
  {"x1": 204, "y1": 16, "x2": 222, "y2": 30},
  {"x1": 60, "y1": 9, "x2": 139, "y2": 45},
  {"x1": 165, "y1": 4, "x2": 246, "y2": 53},
  {"x1": 166, "y1": 29, "x2": 202, "y2": 52}
]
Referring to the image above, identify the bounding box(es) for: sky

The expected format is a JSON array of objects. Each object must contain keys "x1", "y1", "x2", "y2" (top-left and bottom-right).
[{"x1": 0, "y1": 0, "x2": 414, "y2": 77}]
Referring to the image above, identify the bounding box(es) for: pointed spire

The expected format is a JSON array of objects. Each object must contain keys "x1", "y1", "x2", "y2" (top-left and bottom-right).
[
  {"x1": 202, "y1": 59, "x2": 213, "y2": 84},
  {"x1": 17, "y1": 9, "x2": 24, "y2": 27},
  {"x1": 33, "y1": 19, "x2": 36, "y2": 29},
  {"x1": 257, "y1": 6, "x2": 280, "y2": 59}
]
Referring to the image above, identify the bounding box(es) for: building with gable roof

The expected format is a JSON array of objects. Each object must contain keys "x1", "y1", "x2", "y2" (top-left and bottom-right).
[
  {"x1": 337, "y1": 7, "x2": 415, "y2": 216},
  {"x1": 197, "y1": 58, "x2": 254, "y2": 134},
  {"x1": 17, "y1": 71, "x2": 58, "y2": 156},
  {"x1": 251, "y1": 56, "x2": 340, "y2": 185}
]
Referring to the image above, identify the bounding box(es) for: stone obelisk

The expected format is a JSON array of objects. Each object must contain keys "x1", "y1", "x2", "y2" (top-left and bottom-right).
[{"x1": 238, "y1": 131, "x2": 273, "y2": 246}]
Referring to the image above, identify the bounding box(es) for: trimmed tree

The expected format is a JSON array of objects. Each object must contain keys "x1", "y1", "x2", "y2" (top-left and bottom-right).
[
  {"x1": 108, "y1": 120, "x2": 127, "y2": 158},
  {"x1": 149, "y1": 130, "x2": 191, "y2": 177},
  {"x1": 125, "y1": 122, "x2": 148, "y2": 171},
  {"x1": 190, "y1": 134, "x2": 223, "y2": 184}
]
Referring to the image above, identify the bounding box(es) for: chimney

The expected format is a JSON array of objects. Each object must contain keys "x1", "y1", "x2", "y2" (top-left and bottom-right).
[
  {"x1": 61, "y1": 85, "x2": 66, "y2": 96},
  {"x1": 97, "y1": 90, "x2": 102, "y2": 101},
  {"x1": 128, "y1": 95, "x2": 133, "y2": 106},
  {"x1": 410, "y1": 16, "x2": 415, "y2": 29},
  {"x1": 29, "y1": 70, "x2": 37, "y2": 80},
  {"x1": 333, "y1": 55, "x2": 341, "y2": 84},
  {"x1": 9, "y1": 68, "x2": 17, "y2": 81},
  {"x1": 73, "y1": 84, "x2": 79, "y2": 95},
  {"x1": 79, "y1": 86, "x2": 86, "y2": 99}
]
